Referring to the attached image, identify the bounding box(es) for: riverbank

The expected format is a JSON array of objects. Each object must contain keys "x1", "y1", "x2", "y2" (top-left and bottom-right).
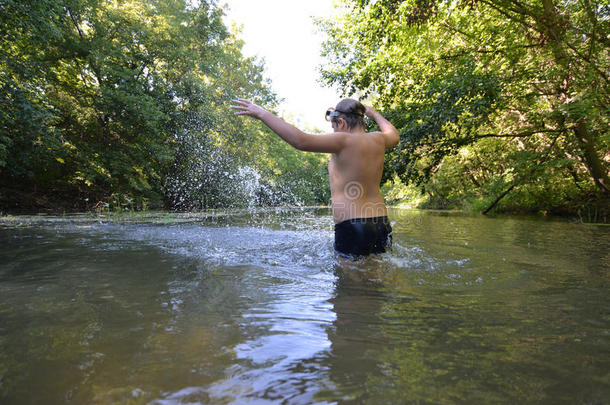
[
  {"x1": 381, "y1": 180, "x2": 609, "y2": 224},
  {"x1": 1, "y1": 205, "x2": 608, "y2": 227}
]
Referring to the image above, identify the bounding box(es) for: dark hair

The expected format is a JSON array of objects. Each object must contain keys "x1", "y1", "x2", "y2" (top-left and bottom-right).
[{"x1": 332, "y1": 98, "x2": 366, "y2": 130}]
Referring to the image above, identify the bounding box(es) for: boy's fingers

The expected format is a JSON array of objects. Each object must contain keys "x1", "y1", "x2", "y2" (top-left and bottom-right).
[{"x1": 231, "y1": 99, "x2": 253, "y2": 117}]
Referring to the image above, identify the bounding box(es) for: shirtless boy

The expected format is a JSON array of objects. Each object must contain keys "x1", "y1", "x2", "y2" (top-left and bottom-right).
[{"x1": 231, "y1": 98, "x2": 399, "y2": 257}]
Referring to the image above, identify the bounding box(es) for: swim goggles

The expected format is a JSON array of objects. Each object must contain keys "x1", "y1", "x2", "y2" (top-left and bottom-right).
[{"x1": 325, "y1": 107, "x2": 364, "y2": 122}]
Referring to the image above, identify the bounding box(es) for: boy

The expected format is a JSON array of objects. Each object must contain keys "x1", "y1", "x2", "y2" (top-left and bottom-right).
[{"x1": 231, "y1": 98, "x2": 399, "y2": 256}]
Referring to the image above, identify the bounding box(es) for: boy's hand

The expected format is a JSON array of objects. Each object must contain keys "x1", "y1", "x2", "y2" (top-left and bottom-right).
[
  {"x1": 364, "y1": 105, "x2": 377, "y2": 118},
  {"x1": 231, "y1": 99, "x2": 267, "y2": 119}
]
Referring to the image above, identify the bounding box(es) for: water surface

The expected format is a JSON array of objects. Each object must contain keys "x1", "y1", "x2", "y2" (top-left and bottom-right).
[{"x1": 1, "y1": 208, "x2": 609, "y2": 404}]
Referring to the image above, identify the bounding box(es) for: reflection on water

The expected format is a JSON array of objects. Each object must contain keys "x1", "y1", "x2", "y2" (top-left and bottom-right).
[{"x1": 0, "y1": 208, "x2": 609, "y2": 404}]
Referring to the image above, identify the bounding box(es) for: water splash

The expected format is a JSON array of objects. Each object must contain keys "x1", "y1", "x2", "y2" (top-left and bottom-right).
[{"x1": 163, "y1": 118, "x2": 306, "y2": 210}]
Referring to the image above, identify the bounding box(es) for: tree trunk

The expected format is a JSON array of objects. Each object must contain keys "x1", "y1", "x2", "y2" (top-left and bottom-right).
[
  {"x1": 573, "y1": 120, "x2": 610, "y2": 195},
  {"x1": 482, "y1": 184, "x2": 515, "y2": 214},
  {"x1": 539, "y1": 0, "x2": 610, "y2": 196}
]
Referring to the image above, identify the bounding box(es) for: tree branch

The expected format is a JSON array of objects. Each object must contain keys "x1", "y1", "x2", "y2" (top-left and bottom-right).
[
  {"x1": 482, "y1": 131, "x2": 563, "y2": 214},
  {"x1": 471, "y1": 129, "x2": 563, "y2": 140},
  {"x1": 563, "y1": 40, "x2": 610, "y2": 85},
  {"x1": 65, "y1": 7, "x2": 84, "y2": 39},
  {"x1": 478, "y1": 0, "x2": 538, "y2": 32}
]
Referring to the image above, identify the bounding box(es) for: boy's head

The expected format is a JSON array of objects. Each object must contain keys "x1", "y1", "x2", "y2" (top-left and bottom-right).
[{"x1": 330, "y1": 98, "x2": 366, "y2": 130}]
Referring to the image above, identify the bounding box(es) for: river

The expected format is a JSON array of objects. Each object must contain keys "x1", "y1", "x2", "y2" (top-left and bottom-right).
[{"x1": 1, "y1": 208, "x2": 608, "y2": 404}]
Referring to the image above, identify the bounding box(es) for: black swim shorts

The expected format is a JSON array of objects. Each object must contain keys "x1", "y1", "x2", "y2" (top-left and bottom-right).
[{"x1": 334, "y1": 216, "x2": 392, "y2": 257}]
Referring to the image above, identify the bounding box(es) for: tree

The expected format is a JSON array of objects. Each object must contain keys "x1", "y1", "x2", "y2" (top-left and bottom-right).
[
  {"x1": 320, "y1": 0, "x2": 609, "y2": 212},
  {"x1": 0, "y1": 0, "x2": 286, "y2": 210}
]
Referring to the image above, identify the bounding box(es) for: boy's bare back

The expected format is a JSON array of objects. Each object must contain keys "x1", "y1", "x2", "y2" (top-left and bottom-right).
[{"x1": 328, "y1": 130, "x2": 388, "y2": 223}]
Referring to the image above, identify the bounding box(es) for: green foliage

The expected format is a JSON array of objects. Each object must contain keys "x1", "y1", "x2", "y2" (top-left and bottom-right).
[
  {"x1": 1, "y1": 0, "x2": 227, "y2": 209},
  {"x1": 384, "y1": 62, "x2": 502, "y2": 185},
  {"x1": 0, "y1": 0, "x2": 326, "y2": 211},
  {"x1": 381, "y1": 173, "x2": 428, "y2": 207},
  {"x1": 321, "y1": 0, "x2": 610, "y2": 215}
]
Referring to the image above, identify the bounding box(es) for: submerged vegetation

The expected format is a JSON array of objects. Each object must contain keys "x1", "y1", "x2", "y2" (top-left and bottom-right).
[{"x1": 1, "y1": 0, "x2": 607, "y2": 220}]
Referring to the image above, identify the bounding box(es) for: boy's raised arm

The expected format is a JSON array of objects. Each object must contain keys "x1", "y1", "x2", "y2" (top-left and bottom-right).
[
  {"x1": 365, "y1": 106, "x2": 399, "y2": 148},
  {"x1": 231, "y1": 99, "x2": 346, "y2": 153}
]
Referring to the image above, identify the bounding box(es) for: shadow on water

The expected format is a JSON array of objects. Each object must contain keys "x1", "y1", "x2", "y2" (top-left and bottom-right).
[{"x1": 0, "y1": 208, "x2": 609, "y2": 404}]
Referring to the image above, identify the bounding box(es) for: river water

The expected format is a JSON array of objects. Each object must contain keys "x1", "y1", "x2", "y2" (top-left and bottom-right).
[{"x1": 0, "y1": 208, "x2": 608, "y2": 404}]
